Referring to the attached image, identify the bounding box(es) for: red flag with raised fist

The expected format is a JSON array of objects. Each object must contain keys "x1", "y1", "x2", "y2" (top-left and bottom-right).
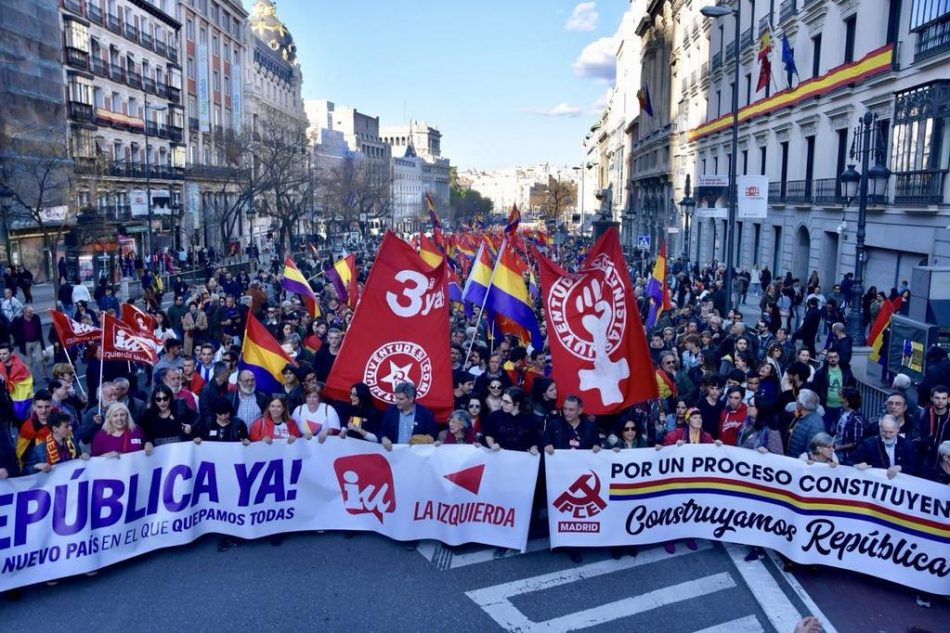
[
  {"x1": 48, "y1": 309, "x2": 101, "y2": 347},
  {"x1": 120, "y1": 303, "x2": 162, "y2": 347},
  {"x1": 101, "y1": 313, "x2": 159, "y2": 365},
  {"x1": 324, "y1": 231, "x2": 454, "y2": 420},
  {"x1": 536, "y1": 227, "x2": 657, "y2": 414}
]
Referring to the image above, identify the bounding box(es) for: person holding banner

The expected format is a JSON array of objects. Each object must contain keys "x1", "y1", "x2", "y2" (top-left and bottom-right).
[
  {"x1": 543, "y1": 395, "x2": 600, "y2": 455},
  {"x1": 800, "y1": 433, "x2": 839, "y2": 465},
  {"x1": 292, "y1": 385, "x2": 340, "y2": 439},
  {"x1": 29, "y1": 412, "x2": 88, "y2": 473},
  {"x1": 854, "y1": 415, "x2": 918, "y2": 478},
  {"x1": 139, "y1": 385, "x2": 197, "y2": 447},
  {"x1": 379, "y1": 382, "x2": 437, "y2": 450},
  {"x1": 436, "y1": 409, "x2": 477, "y2": 445},
  {"x1": 661, "y1": 407, "x2": 717, "y2": 446},
  {"x1": 484, "y1": 386, "x2": 540, "y2": 456},
  {"x1": 195, "y1": 398, "x2": 249, "y2": 445},
  {"x1": 91, "y1": 402, "x2": 153, "y2": 457},
  {"x1": 339, "y1": 382, "x2": 380, "y2": 443},
  {"x1": 249, "y1": 395, "x2": 301, "y2": 444}
]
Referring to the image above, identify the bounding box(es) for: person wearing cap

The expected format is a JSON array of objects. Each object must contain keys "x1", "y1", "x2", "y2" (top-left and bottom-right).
[
  {"x1": 154, "y1": 338, "x2": 185, "y2": 375},
  {"x1": 787, "y1": 389, "x2": 825, "y2": 457}
]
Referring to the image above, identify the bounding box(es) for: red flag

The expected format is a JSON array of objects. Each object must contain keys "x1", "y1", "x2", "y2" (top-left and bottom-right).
[
  {"x1": 120, "y1": 303, "x2": 162, "y2": 347},
  {"x1": 48, "y1": 309, "x2": 101, "y2": 347},
  {"x1": 324, "y1": 231, "x2": 454, "y2": 420},
  {"x1": 101, "y1": 313, "x2": 159, "y2": 365},
  {"x1": 536, "y1": 227, "x2": 657, "y2": 413}
]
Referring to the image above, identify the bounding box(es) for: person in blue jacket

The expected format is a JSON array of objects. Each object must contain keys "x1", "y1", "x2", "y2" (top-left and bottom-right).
[{"x1": 379, "y1": 381, "x2": 437, "y2": 451}]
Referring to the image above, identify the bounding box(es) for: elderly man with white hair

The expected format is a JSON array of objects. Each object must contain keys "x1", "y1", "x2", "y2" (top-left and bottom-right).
[
  {"x1": 854, "y1": 414, "x2": 919, "y2": 479},
  {"x1": 787, "y1": 389, "x2": 825, "y2": 457}
]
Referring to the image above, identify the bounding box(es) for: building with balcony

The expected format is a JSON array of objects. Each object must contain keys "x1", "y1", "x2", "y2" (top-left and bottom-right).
[
  {"x1": 59, "y1": 0, "x2": 184, "y2": 261},
  {"x1": 621, "y1": 0, "x2": 708, "y2": 256},
  {"x1": 180, "y1": 0, "x2": 248, "y2": 250},
  {"x1": 381, "y1": 121, "x2": 451, "y2": 223},
  {"x1": 684, "y1": 0, "x2": 950, "y2": 292}
]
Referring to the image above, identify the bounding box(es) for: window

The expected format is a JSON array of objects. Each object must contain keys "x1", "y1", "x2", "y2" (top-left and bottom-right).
[
  {"x1": 224, "y1": 75, "x2": 230, "y2": 95},
  {"x1": 844, "y1": 16, "x2": 856, "y2": 64},
  {"x1": 716, "y1": 89, "x2": 722, "y2": 116},
  {"x1": 187, "y1": 56, "x2": 195, "y2": 79},
  {"x1": 212, "y1": 35, "x2": 219, "y2": 56},
  {"x1": 759, "y1": 146, "x2": 767, "y2": 176},
  {"x1": 812, "y1": 34, "x2": 822, "y2": 77},
  {"x1": 805, "y1": 136, "x2": 815, "y2": 195},
  {"x1": 68, "y1": 74, "x2": 94, "y2": 104},
  {"x1": 780, "y1": 141, "x2": 789, "y2": 196},
  {"x1": 742, "y1": 150, "x2": 749, "y2": 175},
  {"x1": 186, "y1": 19, "x2": 194, "y2": 41},
  {"x1": 64, "y1": 18, "x2": 90, "y2": 52},
  {"x1": 71, "y1": 128, "x2": 97, "y2": 159},
  {"x1": 199, "y1": 27, "x2": 207, "y2": 44},
  {"x1": 836, "y1": 129, "x2": 849, "y2": 186},
  {"x1": 745, "y1": 73, "x2": 752, "y2": 106},
  {"x1": 213, "y1": 70, "x2": 220, "y2": 91},
  {"x1": 223, "y1": 41, "x2": 230, "y2": 64}
]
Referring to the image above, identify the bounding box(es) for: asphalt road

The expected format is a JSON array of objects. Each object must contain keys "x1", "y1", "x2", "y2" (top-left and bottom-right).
[{"x1": 3, "y1": 531, "x2": 945, "y2": 632}]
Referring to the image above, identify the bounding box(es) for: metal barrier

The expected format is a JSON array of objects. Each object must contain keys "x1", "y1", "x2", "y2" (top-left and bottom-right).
[{"x1": 854, "y1": 378, "x2": 890, "y2": 421}]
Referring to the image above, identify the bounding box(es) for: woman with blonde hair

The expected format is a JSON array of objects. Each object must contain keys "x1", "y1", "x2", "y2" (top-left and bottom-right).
[{"x1": 91, "y1": 402, "x2": 154, "y2": 457}]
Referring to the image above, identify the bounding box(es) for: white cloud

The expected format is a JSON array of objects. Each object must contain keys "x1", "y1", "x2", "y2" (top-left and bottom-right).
[
  {"x1": 565, "y1": 2, "x2": 598, "y2": 32},
  {"x1": 523, "y1": 103, "x2": 584, "y2": 118},
  {"x1": 572, "y1": 36, "x2": 617, "y2": 81}
]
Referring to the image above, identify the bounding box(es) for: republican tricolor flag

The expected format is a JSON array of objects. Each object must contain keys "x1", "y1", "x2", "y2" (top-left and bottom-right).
[{"x1": 282, "y1": 257, "x2": 321, "y2": 318}]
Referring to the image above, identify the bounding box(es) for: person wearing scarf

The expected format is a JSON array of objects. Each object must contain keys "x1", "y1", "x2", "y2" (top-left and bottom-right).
[{"x1": 31, "y1": 412, "x2": 88, "y2": 473}]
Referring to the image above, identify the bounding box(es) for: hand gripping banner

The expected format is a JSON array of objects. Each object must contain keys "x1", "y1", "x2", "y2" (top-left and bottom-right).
[
  {"x1": 0, "y1": 441, "x2": 538, "y2": 590},
  {"x1": 545, "y1": 445, "x2": 950, "y2": 595},
  {"x1": 324, "y1": 231, "x2": 454, "y2": 419}
]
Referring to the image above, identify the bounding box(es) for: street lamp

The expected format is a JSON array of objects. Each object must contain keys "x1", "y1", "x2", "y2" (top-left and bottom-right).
[
  {"x1": 246, "y1": 207, "x2": 257, "y2": 255},
  {"x1": 0, "y1": 184, "x2": 13, "y2": 265},
  {"x1": 840, "y1": 111, "x2": 891, "y2": 345},
  {"x1": 143, "y1": 93, "x2": 168, "y2": 259},
  {"x1": 679, "y1": 175, "x2": 696, "y2": 262},
  {"x1": 702, "y1": 3, "x2": 741, "y2": 310}
]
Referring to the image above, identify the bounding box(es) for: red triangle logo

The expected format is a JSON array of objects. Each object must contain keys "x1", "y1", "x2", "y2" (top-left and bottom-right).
[{"x1": 443, "y1": 464, "x2": 485, "y2": 495}]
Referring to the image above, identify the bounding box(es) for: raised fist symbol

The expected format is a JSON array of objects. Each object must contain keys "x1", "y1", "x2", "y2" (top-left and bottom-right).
[{"x1": 576, "y1": 279, "x2": 629, "y2": 404}]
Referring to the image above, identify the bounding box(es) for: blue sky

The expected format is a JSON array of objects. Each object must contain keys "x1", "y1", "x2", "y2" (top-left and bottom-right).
[{"x1": 246, "y1": 1, "x2": 627, "y2": 169}]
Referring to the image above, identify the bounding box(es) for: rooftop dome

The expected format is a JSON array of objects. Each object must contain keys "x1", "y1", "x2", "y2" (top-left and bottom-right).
[{"x1": 249, "y1": 0, "x2": 297, "y2": 63}]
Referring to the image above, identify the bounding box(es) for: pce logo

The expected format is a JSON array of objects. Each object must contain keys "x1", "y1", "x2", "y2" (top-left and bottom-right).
[
  {"x1": 553, "y1": 471, "x2": 607, "y2": 519},
  {"x1": 333, "y1": 454, "x2": 397, "y2": 523}
]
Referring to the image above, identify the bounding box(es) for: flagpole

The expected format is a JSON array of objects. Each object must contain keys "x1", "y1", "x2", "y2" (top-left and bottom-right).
[
  {"x1": 61, "y1": 345, "x2": 86, "y2": 396},
  {"x1": 97, "y1": 316, "x2": 106, "y2": 416},
  {"x1": 465, "y1": 240, "x2": 506, "y2": 364}
]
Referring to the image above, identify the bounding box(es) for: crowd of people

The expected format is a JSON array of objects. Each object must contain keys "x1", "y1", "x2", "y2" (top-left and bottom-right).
[{"x1": 0, "y1": 233, "x2": 947, "y2": 611}]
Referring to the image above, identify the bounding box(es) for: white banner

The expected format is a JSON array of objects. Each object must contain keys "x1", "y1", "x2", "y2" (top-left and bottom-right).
[
  {"x1": 130, "y1": 189, "x2": 172, "y2": 217},
  {"x1": 197, "y1": 42, "x2": 210, "y2": 133},
  {"x1": 545, "y1": 445, "x2": 950, "y2": 595},
  {"x1": 698, "y1": 174, "x2": 729, "y2": 187},
  {"x1": 738, "y1": 175, "x2": 769, "y2": 219},
  {"x1": 0, "y1": 439, "x2": 537, "y2": 590}
]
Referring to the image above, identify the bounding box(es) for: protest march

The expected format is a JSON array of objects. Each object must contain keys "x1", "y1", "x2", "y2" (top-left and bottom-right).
[{"x1": 0, "y1": 216, "x2": 947, "y2": 600}]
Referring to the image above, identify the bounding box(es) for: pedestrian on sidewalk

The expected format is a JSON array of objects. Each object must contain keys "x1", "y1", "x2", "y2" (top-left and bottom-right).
[
  {"x1": 12, "y1": 305, "x2": 46, "y2": 381},
  {"x1": 16, "y1": 266, "x2": 33, "y2": 304}
]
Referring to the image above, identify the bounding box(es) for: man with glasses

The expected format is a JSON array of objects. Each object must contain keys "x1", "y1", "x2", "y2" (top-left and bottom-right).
[
  {"x1": 543, "y1": 395, "x2": 600, "y2": 455},
  {"x1": 231, "y1": 370, "x2": 269, "y2": 424},
  {"x1": 160, "y1": 367, "x2": 198, "y2": 412},
  {"x1": 868, "y1": 392, "x2": 920, "y2": 441},
  {"x1": 112, "y1": 377, "x2": 147, "y2": 421}
]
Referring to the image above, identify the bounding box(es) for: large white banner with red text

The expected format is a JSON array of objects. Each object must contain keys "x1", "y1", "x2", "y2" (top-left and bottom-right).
[
  {"x1": 0, "y1": 440, "x2": 538, "y2": 590},
  {"x1": 545, "y1": 445, "x2": 949, "y2": 595}
]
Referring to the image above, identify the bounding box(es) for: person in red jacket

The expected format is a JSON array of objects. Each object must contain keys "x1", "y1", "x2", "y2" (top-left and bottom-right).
[
  {"x1": 661, "y1": 408, "x2": 718, "y2": 446},
  {"x1": 249, "y1": 395, "x2": 300, "y2": 443},
  {"x1": 719, "y1": 386, "x2": 748, "y2": 446}
]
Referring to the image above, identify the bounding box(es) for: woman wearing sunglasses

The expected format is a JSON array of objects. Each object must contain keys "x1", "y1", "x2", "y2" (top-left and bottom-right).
[
  {"x1": 140, "y1": 384, "x2": 197, "y2": 446},
  {"x1": 484, "y1": 381, "x2": 505, "y2": 413}
]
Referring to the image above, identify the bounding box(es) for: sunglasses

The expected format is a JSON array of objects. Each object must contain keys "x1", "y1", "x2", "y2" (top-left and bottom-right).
[
  {"x1": 490, "y1": 384, "x2": 502, "y2": 389},
  {"x1": 468, "y1": 403, "x2": 481, "y2": 409},
  {"x1": 623, "y1": 426, "x2": 637, "y2": 431},
  {"x1": 154, "y1": 396, "x2": 170, "y2": 402}
]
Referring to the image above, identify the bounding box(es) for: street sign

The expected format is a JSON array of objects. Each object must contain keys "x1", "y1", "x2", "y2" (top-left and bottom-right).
[
  {"x1": 698, "y1": 175, "x2": 729, "y2": 187},
  {"x1": 637, "y1": 235, "x2": 651, "y2": 249}
]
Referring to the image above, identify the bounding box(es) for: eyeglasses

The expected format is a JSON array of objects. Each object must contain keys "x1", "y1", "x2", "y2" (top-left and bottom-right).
[
  {"x1": 489, "y1": 384, "x2": 502, "y2": 390},
  {"x1": 623, "y1": 426, "x2": 636, "y2": 431},
  {"x1": 154, "y1": 396, "x2": 170, "y2": 402}
]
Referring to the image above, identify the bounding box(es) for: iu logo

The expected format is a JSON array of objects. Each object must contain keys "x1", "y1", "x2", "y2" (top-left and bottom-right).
[
  {"x1": 745, "y1": 185, "x2": 760, "y2": 197},
  {"x1": 553, "y1": 471, "x2": 607, "y2": 519},
  {"x1": 333, "y1": 454, "x2": 397, "y2": 524}
]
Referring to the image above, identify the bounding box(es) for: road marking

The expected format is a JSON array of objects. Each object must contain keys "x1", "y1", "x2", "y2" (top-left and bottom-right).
[
  {"x1": 466, "y1": 543, "x2": 727, "y2": 632},
  {"x1": 763, "y1": 550, "x2": 839, "y2": 633},
  {"x1": 724, "y1": 543, "x2": 813, "y2": 633},
  {"x1": 417, "y1": 538, "x2": 550, "y2": 570},
  {"x1": 690, "y1": 615, "x2": 764, "y2": 633}
]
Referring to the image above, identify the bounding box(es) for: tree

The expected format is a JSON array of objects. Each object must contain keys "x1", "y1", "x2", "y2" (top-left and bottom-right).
[
  {"x1": 320, "y1": 154, "x2": 391, "y2": 238},
  {"x1": 450, "y1": 186, "x2": 492, "y2": 224},
  {"x1": 0, "y1": 127, "x2": 77, "y2": 295},
  {"x1": 250, "y1": 117, "x2": 316, "y2": 254},
  {"x1": 536, "y1": 176, "x2": 577, "y2": 225}
]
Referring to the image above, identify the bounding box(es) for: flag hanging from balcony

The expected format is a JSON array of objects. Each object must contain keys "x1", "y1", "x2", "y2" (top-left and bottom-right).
[
  {"x1": 781, "y1": 34, "x2": 798, "y2": 80},
  {"x1": 637, "y1": 85, "x2": 654, "y2": 117},
  {"x1": 756, "y1": 32, "x2": 772, "y2": 92}
]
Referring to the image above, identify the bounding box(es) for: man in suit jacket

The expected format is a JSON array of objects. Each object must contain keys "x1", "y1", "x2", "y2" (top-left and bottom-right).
[
  {"x1": 854, "y1": 415, "x2": 918, "y2": 478},
  {"x1": 379, "y1": 381, "x2": 437, "y2": 450}
]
